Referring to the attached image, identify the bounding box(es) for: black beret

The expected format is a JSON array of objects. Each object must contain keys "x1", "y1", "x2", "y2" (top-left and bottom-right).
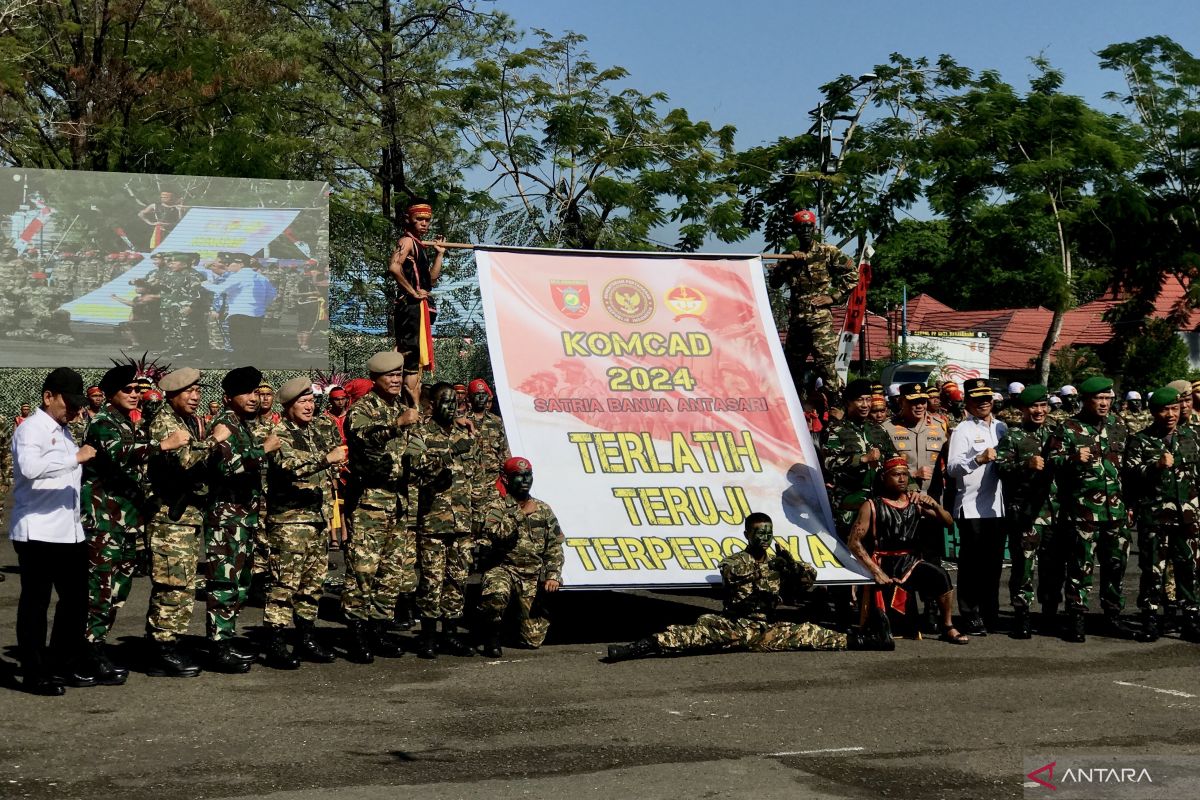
[
  {"x1": 100, "y1": 364, "x2": 138, "y2": 398},
  {"x1": 844, "y1": 379, "x2": 874, "y2": 402},
  {"x1": 222, "y1": 366, "x2": 262, "y2": 397}
]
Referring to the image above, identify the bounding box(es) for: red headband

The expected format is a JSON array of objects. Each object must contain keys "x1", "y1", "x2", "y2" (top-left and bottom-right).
[
  {"x1": 883, "y1": 456, "x2": 909, "y2": 473},
  {"x1": 407, "y1": 203, "x2": 432, "y2": 216}
]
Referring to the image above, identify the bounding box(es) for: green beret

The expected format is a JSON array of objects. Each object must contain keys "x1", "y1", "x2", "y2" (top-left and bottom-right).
[
  {"x1": 1018, "y1": 384, "x2": 1049, "y2": 406},
  {"x1": 1149, "y1": 387, "x2": 1181, "y2": 408},
  {"x1": 1078, "y1": 376, "x2": 1114, "y2": 395}
]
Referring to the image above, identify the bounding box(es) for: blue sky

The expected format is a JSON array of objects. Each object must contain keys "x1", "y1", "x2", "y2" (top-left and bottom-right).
[{"x1": 494, "y1": 0, "x2": 1200, "y2": 150}]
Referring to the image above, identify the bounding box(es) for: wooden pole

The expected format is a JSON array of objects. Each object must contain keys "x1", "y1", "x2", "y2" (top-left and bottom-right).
[{"x1": 428, "y1": 240, "x2": 799, "y2": 262}]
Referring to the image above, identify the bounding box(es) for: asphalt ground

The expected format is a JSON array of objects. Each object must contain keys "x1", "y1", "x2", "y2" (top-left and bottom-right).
[{"x1": 0, "y1": 537, "x2": 1198, "y2": 800}]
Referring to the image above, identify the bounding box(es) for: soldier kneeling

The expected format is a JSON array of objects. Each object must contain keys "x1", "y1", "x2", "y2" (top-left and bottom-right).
[{"x1": 607, "y1": 513, "x2": 850, "y2": 661}]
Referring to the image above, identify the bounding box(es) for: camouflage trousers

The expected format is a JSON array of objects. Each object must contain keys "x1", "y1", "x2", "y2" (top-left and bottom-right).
[
  {"x1": 652, "y1": 613, "x2": 847, "y2": 654},
  {"x1": 416, "y1": 534, "x2": 474, "y2": 621},
  {"x1": 784, "y1": 310, "x2": 840, "y2": 391},
  {"x1": 1136, "y1": 523, "x2": 1200, "y2": 613},
  {"x1": 341, "y1": 502, "x2": 414, "y2": 622},
  {"x1": 1060, "y1": 520, "x2": 1131, "y2": 615},
  {"x1": 479, "y1": 566, "x2": 551, "y2": 648},
  {"x1": 204, "y1": 523, "x2": 252, "y2": 641},
  {"x1": 1006, "y1": 508, "x2": 1055, "y2": 610},
  {"x1": 162, "y1": 303, "x2": 191, "y2": 354},
  {"x1": 251, "y1": 516, "x2": 270, "y2": 577},
  {"x1": 85, "y1": 527, "x2": 139, "y2": 643},
  {"x1": 264, "y1": 523, "x2": 327, "y2": 627},
  {"x1": 146, "y1": 521, "x2": 202, "y2": 642}
]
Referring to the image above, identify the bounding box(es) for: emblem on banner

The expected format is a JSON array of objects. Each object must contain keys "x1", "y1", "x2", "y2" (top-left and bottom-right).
[
  {"x1": 550, "y1": 279, "x2": 591, "y2": 318},
  {"x1": 664, "y1": 285, "x2": 707, "y2": 321},
  {"x1": 602, "y1": 278, "x2": 655, "y2": 323}
]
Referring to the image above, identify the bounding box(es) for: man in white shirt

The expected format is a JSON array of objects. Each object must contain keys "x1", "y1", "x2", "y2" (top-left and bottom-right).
[
  {"x1": 201, "y1": 253, "x2": 277, "y2": 361},
  {"x1": 9, "y1": 368, "x2": 98, "y2": 695},
  {"x1": 947, "y1": 377, "x2": 1008, "y2": 636}
]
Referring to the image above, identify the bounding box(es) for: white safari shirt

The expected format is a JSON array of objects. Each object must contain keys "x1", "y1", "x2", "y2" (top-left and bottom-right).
[
  {"x1": 9, "y1": 407, "x2": 84, "y2": 544},
  {"x1": 947, "y1": 414, "x2": 1007, "y2": 519}
]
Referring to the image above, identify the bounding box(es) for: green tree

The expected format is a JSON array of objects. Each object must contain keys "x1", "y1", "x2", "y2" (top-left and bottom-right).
[{"x1": 461, "y1": 29, "x2": 744, "y2": 250}]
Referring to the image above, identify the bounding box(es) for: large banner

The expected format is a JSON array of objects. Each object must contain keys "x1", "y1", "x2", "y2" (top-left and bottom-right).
[
  {"x1": 908, "y1": 331, "x2": 990, "y2": 384},
  {"x1": 477, "y1": 248, "x2": 871, "y2": 588}
]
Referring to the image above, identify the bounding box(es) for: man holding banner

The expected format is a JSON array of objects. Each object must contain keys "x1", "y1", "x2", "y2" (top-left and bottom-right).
[{"x1": 389, "y1": 200, "x2": 444, "y2": 407}]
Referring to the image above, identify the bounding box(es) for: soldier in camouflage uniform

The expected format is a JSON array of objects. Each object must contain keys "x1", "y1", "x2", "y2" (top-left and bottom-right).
[
  {"x1": 1120, "y1": 391, "x2": 1153, "y2": 434},
  {"x1": 68, "y1": 386, "x2": 104, "y2": 445},
  {"x1": 1122, "y1": 387, "x2": 1200, "y2": 643},
  {"x1": 996, "y1": 382, "x2": 1025, "y2": 428},
  {"x1": 995, "y1": 385, "x2": 1060, "y2": 637},
  {"x1": 7, "y1": 272, "x2": 72, "y2": 345},
  {"x1": 205, "y1": 366, "x2": 282, "y2": 672},
  {"x1": 149, "y1": 252, "x2": 205, "y2": 358},
  {"x1": 768, "y1": 209, "x2": 857, "y2": 392},
  {"x1": 81, "y1": 365, "x2": 190, "y2": 685},
  {"x1": 821, "y1": 379, "x2": 898, "y2": 535},
  {"x1": 144, "y1": 368, "x2": 216, "y2": 677},
  {"x1": 413, "y1": 382, "x2": 482, "y2": 659},
  {"x1": 607, "y1": 513, "x2": 848, "y2": 660},
  {"x1": 249, "y1": 382, "x2": 282, "y2": 595},
  {"x1": 476, "y1": 457, "x2": 564, "y2": 657},
  {"x1": 1050, "y1": 385, "x2": 1080, "y2": 424},
  {"x1": 260, "y1": 377, "x2": 346, "y2": 668},
  {"x1": 1046, "y1": 377, "x2": 1133, "y2": 642},
  {"x1": 467, "y1": 378, "x2": 509, "y2": 503},
  {"x1": 341, "y1": 351, "x2": 428, "y2": 663}
]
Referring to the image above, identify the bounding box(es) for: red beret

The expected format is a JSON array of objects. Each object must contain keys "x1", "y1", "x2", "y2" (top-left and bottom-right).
[
  {"x1": 468, "y1": 379, "x2": 492, "y2": 396},
  {"x1": 793, "y1": 210, "x2": 817, "y2": 225},
  {"x1": 503, "y1": 456, "x2": 532, "y2": 476}
]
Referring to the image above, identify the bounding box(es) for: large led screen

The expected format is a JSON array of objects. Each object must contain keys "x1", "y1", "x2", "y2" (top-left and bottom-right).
[{"x1": 1, "y1": 168, "x2": 329, "y2": 368}]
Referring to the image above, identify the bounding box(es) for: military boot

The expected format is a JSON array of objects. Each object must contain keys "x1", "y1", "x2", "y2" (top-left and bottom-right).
[
  {"x1": 146, "y1": 640, "x2": 202, "y2": 678},
  {"x1": 481, "y1": 621, "x2": 503, "y2": 658},
  {"x1": 606, "y1": 638, "x2": 660, "y2": 662},
  {"x1": 209, "y1": 640, "x2": 252, "y2": 673},
  {"x1": 1011, "y1": 607, "x2": 1032, "y2": 640},
  {"x1": 343, "y1": 620, "x2": 375, "y2": 664},
  {"x1": 1161, "y1": 603, "x2": 1179, "y2": 634},
  {"x1": 1180, "y1": 612, "x2": 1200, "y2": 643},
  {"x1": 391, "y1": 593, "x2": 417, "y2": 632},
  {"x1": 86, "y1": 641, "x2": 129, "y2": 685},
  {"x1": 1133, "y1": 609, "x2": 1160, "y2": 643},
  {"x1": 1102, "y1": 612, "x2": 1135, "y2": 640},
  {"x1": 1063, "y1": 612, "x2": 1086, "y2": 643},
  {"x1": 440, "y1": 621, "x2": 475, "y2": 657},
  {"x1": 1038, "y1": 604, "x2": 1059, "y2": 637},
  {"x1": 295, "y1": 619, "x2": 335, "y2": 663},
  {"x1": 264, "y1": 626, "x2": 301, "y2": 670},
  {"x1": 371, "y1": 620, "x2": 404, "y2": 658},
  {"x1": 415, "y1": 618, "x2": 438, "y2": 660}
]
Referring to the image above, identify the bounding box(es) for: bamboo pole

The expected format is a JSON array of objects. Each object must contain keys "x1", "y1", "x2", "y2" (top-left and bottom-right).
[{"x1": 428, "y1": 241, "x2": 800, "y2": 261}]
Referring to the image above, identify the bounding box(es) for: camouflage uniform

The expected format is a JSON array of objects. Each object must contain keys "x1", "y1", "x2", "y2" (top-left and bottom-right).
[
  {"x1": 82, "y1": 406, "x2": 155, "y2": 643},
  {"x1": 7, "y1": 281, "x2": 66, "y2": 343},
  {"x1": 1120, "y1": 408, "x2": 1154, "y2": 435},
  {"x1": 477, "y1": 494, "x2": 564, "y2": 647},
  {"x1": 68, "y1": 409, "x2": 95, "y2": 448},
  {"x1": 771, "y1": 243, "x2": 856, "y2": 391},
  {"x1": 995, "y1": 421, "x2": 1059, "y2": 611},
  {"x1": 249, "y1": 412, "x2": 280, "y2": 579},
  {"x1": 1046, "y1": 414, "x2": 1131, "y2": 614},
  {"x1": 820, "y1": 418, "x2": 898, "y2": 533},
  {"x1": 152, "y1": 267, "x2": 204, "y2": 355},
  {"x1": 415, "y1": 418, "x2": 481, "y2": 620},
  {"x1": 342, "y1": 391, "x2": 433, "y2": 623},
  {"x1": 997, "y1": 406, "x2": 1023, "y2": 428},
  {"x1": 471, "y1": 411, "x2": 510, "y2": 503},
  {"x1": 205, "y1": 409, "x2": 266, "y2": 640},
  {"x1": 264, "y1": 418, "x2": 338, "y2": 627},
  {"x1": 1122, "y1": 424, "x2": 1200, "y2": 614},
  {"x1": 145, "y1": 406, "x2": 214, "y2": 642},
  {"x1": 653, "y1": 548, "x2": 847, "y2": 653}
]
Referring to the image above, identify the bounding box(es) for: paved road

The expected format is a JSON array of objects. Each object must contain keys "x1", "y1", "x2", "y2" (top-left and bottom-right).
[{"x1": 0, "y1": 540, "x2": 1197, "y2": 800}]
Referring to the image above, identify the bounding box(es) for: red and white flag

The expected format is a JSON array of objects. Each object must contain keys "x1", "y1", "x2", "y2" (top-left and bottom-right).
[{"x1": 16, "y1": 196, "x2": 53, "y2": 253}]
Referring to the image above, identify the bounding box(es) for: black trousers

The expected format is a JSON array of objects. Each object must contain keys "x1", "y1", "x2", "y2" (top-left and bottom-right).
[
  {"x1": 228, "y1": 314, "x2": 264, "y2": 360},
  {"x1": 956, "y1": 517, "x2": 1007, "y2": 624},
  {"x1": 14, "y1": 539, "x2": 88, "y2": 674}
]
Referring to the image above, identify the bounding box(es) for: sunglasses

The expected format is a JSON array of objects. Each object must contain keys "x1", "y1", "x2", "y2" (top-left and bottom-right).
[{"x1": 118, "y1": 385, "x2": 140, "y2": 394}]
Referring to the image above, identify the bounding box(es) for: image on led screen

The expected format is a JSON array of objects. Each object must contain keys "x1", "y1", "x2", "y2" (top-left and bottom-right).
[{"x1": 0, "y1": 168, "x2": 329, "y2": 368}]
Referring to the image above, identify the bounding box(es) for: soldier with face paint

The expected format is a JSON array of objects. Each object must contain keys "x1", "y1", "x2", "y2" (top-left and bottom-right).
[
  {"x1": 467, "y1": 378, "x2": 510, "y2": 501},
  {"x1": 413, "y1": 382, "x2": 482, "y2": 659},
  {"x1": 476, "y1": 457, "x2": 564, "y2": 657},
  {"x1": 607, "y1": 513, "x2": 849, "y2": 660}
]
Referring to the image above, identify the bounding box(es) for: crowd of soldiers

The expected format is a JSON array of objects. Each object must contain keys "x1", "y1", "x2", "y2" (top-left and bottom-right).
[
  {"x1": 0, "y1": 244, "x2": 328, "y2": 357},
  {"x1": 5, "y1": 352, "x2": 569, "y2": 695}
]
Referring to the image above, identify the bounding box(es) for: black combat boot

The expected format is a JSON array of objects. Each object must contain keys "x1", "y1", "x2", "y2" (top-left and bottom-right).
[
  {"x1": 415, "y1": 618, "x2": 438, "y2": 660},
  {"x1": 371, "y1": 620, "x2": 404, "y2": 658},
  {"x1": 147, "y1": 639, "x2": 202, "y2": 678},
  {"x1": 1063, "y1": 611, "x2": 1086, "y2": 643},
  {"x1": 86, "y1": 641, "x2": 129, "y2": 685},
  {"x1": 1134, "y1": 610, "x2": 1160, "y2": 643},
  {"x1": 343, "y1": 620, "x2": 375, "y2": 664},
  {"x1": 391, "y1": 593, "x2": 417, "y2": 632},
  {"x1": 264, "y1": 626, "x2": 301, "y2": 670},
  {"x1": 295, "y1": 619, "x2": 335, "y2": 663},
  {"x1": 209, "y1": 640, "x2": 252, "y2": 673},
  {"x1": 1010, "y1": 607, "x2": 1033, "y2": 640},
  {"x1": 440, "y1": 620, "x2": 475, "y2": 657},
  {"x1": 481, "y1": 621, "x2": 503, "y2": 658},
  {"x1": 1161, "y1": 603, "x2": 1179, "y2": 634},
  {"x1": 1038, "y1": 604, "x2": 1059, "y2": 637},
  {"x1": 606, "y1": 638, "x2": 661, "y2": 662},
  {"x1": 1180, "y1": 612, "x2": 1200, "y2": 643},
  {"x1": 1102, "y1": 611, "x2": 1135, "y2": 640}
]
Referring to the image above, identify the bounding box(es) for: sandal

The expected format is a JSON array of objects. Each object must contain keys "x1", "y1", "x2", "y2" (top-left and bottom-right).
[{"x1": 938, "y1": 627, "x2": 969, "y2": 645}]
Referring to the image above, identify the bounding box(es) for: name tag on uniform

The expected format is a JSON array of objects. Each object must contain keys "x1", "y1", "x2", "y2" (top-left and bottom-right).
[{"x1": 974, "y1": 438, "x2": 984, "y2": 444}]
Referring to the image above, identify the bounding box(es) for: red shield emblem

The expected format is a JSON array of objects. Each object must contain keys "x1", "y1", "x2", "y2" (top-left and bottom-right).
[{"x1": 550, "y1": 280, "x2": 590, "y2": 319}]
